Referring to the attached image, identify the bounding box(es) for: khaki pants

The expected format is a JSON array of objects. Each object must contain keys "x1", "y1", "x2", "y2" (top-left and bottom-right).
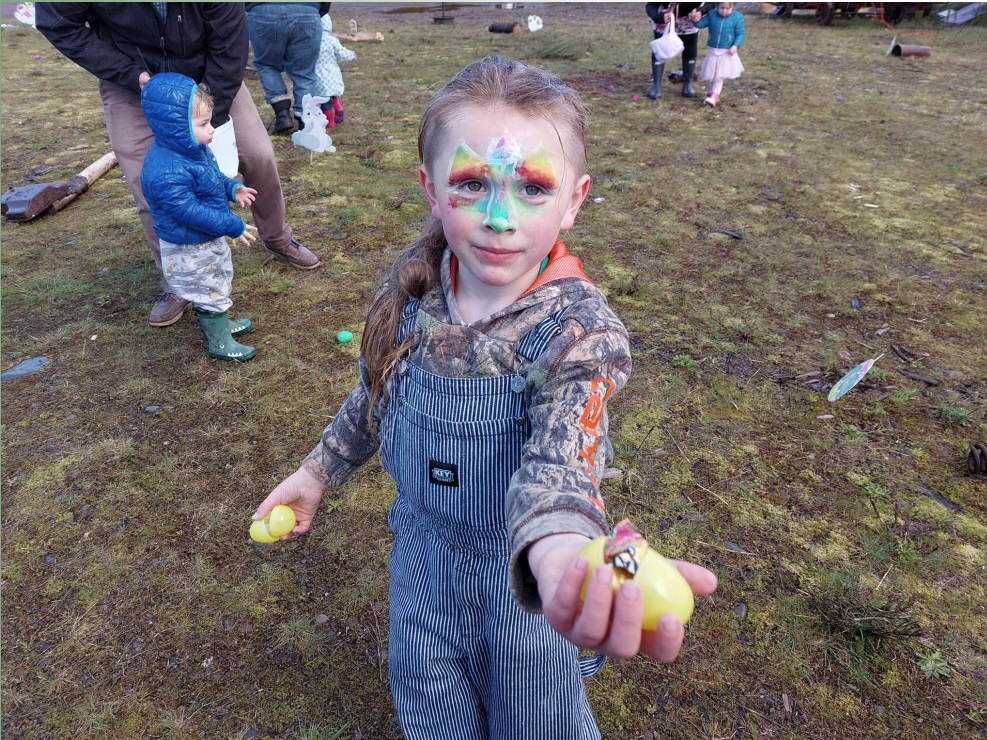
[{"x1": 99, "y1": 80, "x2": 292, "y2": 293}]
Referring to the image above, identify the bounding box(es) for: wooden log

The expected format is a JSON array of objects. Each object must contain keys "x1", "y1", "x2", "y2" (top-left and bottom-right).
[{"x1": 333, "y1": 31, "x2": 384, "y2": 42}]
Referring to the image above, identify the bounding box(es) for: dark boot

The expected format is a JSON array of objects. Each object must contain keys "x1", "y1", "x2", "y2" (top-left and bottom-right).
[
  {"x1": 649, "y1": 56, "x2": 665, "y2": 100},
  {"x1": 195, "y1": 309, "x2": 256, "y2": 362},
  {"x1": 271, "y1": 100, "x2": 294, "y2": 134},
  {"x1": 682, "y1": 59, "x2": 697, "y2": 98}
]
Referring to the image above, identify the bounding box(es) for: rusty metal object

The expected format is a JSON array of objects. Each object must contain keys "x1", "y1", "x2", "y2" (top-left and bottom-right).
[
  {"x1": 892, "y1": 44, "x2": 932, "y2": 58},
  {"x1": 2, "y1": 181, "x2": 70, "y2": 222},
  {"x1": 1, "y1": 151, "x2": 117, "y2": 222},
  {"x1": 969, "y1": 443, "x2": 987, "y2": 475}
]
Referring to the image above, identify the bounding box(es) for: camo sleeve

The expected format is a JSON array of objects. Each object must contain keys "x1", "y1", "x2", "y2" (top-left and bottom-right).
[
  {"x1": 507, "y1": 313, "x2": 632, "y2": 611},
  {"x1": 302, "y1": 358, "x2": 381, "y2": 488}
]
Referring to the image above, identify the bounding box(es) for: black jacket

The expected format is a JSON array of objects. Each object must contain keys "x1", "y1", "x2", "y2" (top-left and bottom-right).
[{"x1": 35, "y1": 2, "x2": 248, "y2": 125}]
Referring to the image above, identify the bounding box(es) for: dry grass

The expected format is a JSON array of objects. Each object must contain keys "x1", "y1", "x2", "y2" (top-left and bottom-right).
[{"x1": 2, "y1": 3, "x2": 987, "y2": 738}]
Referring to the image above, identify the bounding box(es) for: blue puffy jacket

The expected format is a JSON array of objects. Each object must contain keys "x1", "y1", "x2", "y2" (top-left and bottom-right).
[
  {"x1": 694, "y1": 8, "x2": 744, "y2": 50},
  {"x1": 140, "y1": 72, "x2": 247, "y2": 245}
]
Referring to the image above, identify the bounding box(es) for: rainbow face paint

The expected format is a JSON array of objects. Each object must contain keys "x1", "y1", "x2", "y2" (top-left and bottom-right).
[{"x1": 445, "y1": 136, "x2": 559, "y2": 234}]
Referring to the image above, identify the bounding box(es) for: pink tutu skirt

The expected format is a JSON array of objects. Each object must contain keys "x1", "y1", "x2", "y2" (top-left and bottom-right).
[{"x1": 700, "y1": 48, "x2": 744, "y2": 82}]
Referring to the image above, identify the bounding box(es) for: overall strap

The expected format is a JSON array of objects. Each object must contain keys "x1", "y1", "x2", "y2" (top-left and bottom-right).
[
  {"x1": 516, "y1": 308, "x2": 567, "y2": 363},
  {"x1": 396, "y1": 298, "x2": 421, "y2": 344}
]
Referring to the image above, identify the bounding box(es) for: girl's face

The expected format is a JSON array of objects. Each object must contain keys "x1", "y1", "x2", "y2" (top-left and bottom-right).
[
  {"x1": 192, "y1": 104, "x2": 214, "y2": 146},
  {"x1": 420, "y1": 106, "x2": 590, "y2": 302},
  {"x1": 717, "y1": 3, "x2": 733, "y2": 16}
]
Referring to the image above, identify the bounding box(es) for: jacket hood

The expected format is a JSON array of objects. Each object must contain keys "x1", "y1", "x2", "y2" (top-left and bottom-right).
[{"x1": 141, "y1": 72, "x2": 202, "y2": 157}]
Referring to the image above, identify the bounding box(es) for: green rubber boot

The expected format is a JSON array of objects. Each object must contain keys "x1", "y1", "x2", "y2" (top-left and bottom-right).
[
  {"x1": 195, "y1": 309, "x2": 256, "y2": 362},
  {"x1": 229, "y1": 317, "x2": 254, "y2": 338}
]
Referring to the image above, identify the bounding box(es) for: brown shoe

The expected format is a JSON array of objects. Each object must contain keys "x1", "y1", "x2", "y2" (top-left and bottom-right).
[
  {"x1": 148, "y1": 292, "x2": 190, "y2": 327},
  {"x1": 263, "y1": 238, "x2": 321, "y2": 270}
]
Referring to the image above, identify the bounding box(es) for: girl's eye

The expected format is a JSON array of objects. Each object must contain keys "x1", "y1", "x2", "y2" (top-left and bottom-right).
[
  {"x1": 463, "y1": 181, "x2": 485, "y2": 193},
  {"x1": 522, "y1": 184, "x2": 546, "y2": 197}
]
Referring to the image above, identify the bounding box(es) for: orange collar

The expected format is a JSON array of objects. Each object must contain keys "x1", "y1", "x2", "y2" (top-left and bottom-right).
[{"x1": 449, "y1": 239, "x2": 591, "y2": 299}]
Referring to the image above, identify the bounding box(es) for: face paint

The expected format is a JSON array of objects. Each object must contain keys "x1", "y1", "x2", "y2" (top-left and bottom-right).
[{"x1": 444, "y1": 136, "x2": 559, "y2": 234}]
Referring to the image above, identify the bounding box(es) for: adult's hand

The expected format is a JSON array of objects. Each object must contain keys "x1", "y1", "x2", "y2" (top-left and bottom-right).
[{"x1": 138, "y1": 71, "x2": 150, "y2": 90}]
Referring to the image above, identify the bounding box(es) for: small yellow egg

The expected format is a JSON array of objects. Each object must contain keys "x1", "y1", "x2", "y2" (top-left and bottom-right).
[{"x1": 250, "y1": 504, "x2": 296, "y2": 543}]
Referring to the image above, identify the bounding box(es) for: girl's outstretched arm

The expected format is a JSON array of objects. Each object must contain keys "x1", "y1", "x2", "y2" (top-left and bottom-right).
[
  {"x1": 529, "y1": 533, "x2": 718, "y2": 662},
  {"x1": 252, "y1": 466, "x2": 328, "y2": 539}
]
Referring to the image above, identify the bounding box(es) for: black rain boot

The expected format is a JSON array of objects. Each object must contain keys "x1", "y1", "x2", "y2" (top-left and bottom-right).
[
  {"x1": 649, "y1": 56, "x2": 665, "y2": 100},
  {"x1": 195, "y1": 308, "x2": 256, "y2": 362},
  {"x1": 682, "y1": 58, "x2": 697, "y2": 98},
  {"x1": 271, "y1": 100, "x2": 294, "y2": 134}
]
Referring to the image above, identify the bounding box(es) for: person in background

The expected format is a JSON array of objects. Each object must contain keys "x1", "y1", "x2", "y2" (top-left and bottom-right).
[
  {"x1": 141, "y1": 74, "x2": 258, "y2": 362},
  {"x1": 645, "y1": 2, "x2": 707, "y2": 100},
  {"x1": 693, "y1": 1, "x2": 745, "y2": 108},
  {"x1": 312, "y1": 13, "x2": 356, "y2": 129},
  {"x1": 251, "y1": 55, "x2": 717, "y2": 739},
  {"x1": 245, "y1": 2, "x2": 330, "y2": 133},
  {"x1": 35, "y1": 3, "x2": 322, "y2": 328}
]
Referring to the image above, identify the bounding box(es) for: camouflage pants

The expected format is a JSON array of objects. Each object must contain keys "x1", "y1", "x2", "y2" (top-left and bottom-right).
[{"x1": 160, "y1": 236, "x2": 234, "y2": 313}]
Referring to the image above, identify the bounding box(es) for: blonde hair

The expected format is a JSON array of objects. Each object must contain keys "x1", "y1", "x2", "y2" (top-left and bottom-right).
[
  {"x1": 192, "y1": 83, "x2": 214, "y2": 116},
  {"x1": 361, "y1": 56, "x2": 589, "y2": 422}
]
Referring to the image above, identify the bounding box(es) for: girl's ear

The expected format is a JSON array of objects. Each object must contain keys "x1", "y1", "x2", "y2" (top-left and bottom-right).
[
  {"x1": 419, "y1": 164, "x2": 442, "y2": 221},
  {"x1": 559, "y1": 173, "x2": 592, "y2": 231}
]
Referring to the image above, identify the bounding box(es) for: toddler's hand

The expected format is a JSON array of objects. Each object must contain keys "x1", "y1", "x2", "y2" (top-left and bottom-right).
[
  {"x1": 234, "y1": 224, "x2": 258, "y2": 247},
  {"x1": 252, "y1": 466, "x2": 328, "y2": 540},
  {"x1": 688, "y1": 8, "x2": 702, "y2": 21},
  {"x1": 530, "y1": 533, "x2": 718, "y2": 662},
  {"x1": 235, "y1": 186, "x2": 257, "y2": 208}
]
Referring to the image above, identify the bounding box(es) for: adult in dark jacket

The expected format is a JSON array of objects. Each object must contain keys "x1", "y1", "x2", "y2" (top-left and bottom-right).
[
  {"x1": 35, "y1": 2, "x2": 322, "y2": 328},
  {"x1": 645, "y1": 3, "x2": 707, "y2": 99}
]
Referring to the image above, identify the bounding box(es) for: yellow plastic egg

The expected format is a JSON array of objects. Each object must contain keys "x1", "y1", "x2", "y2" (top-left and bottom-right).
[
  {"x1": 578, "y1": 521, "x2": 694, "y2": 628},
  {"x1": 250, "y1": 504, "x2": 296, "y2": 543}
]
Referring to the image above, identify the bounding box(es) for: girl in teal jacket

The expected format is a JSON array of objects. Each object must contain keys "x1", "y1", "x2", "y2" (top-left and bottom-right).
[{"x1": 693, "y1": 2, "x2": 745, "y2": 107}]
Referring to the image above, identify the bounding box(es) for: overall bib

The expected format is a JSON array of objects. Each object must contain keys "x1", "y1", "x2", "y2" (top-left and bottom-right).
[{"x1": 380, "y1": 300, "x2": 602, "y2": 740}]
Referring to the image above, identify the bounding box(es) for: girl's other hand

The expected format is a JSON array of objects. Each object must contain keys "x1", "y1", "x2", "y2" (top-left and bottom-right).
[
  {"x1": 235, "y1": 186, "x2": 258, "y2": 208},
  {"x1": 252, "y1": 466, "x2": 328, "y2": 539},
  {"x1": 234, "y1": 224, "x2": 258, "y2": 247},
  {"x1": 729, "y1": 44, "x2": 738, "y2": 55}
]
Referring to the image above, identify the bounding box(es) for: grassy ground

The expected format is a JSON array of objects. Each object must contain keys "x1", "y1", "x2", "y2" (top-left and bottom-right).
[{"x1": 2, "y1": 3, "x2": 986, "y2": 738}]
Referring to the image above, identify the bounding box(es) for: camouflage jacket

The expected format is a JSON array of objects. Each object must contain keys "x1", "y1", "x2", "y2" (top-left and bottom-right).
[{"x1": 302, "y1": 240, "x2": 632, "y2": 610}]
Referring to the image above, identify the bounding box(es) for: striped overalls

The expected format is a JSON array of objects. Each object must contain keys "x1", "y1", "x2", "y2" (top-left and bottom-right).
[{"x1": 379, "y1": 300, "x2": 602, "y2": 740}]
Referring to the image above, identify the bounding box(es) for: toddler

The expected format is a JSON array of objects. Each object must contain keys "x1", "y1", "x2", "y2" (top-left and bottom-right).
[
  {"x1": 692, "y1": 1, "x2": 745, "y2": 107},
  {"x1": 313, "y1": 14, "x2": 356, "y2": 128},
  {"x1": 140, "y1": 73, "x2": 259, "y2": 361}
]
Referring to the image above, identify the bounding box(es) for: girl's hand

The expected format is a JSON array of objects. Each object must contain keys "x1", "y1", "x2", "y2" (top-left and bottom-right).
[
  {"x1": 233, "y1": 224, "x2": 258, "y2": 247},
  {"x1": 252, "y1": 466, "x2": 328, "y2": 539},
  {"x1": 235, "y1": 186, "x2": 257, "y2": 208},
  {"x1": 729, "y1": 44, "x2": 738, "y2": 55},
  {"x1": 530, "y1": 533, "x2": 718, "y2": 662}
]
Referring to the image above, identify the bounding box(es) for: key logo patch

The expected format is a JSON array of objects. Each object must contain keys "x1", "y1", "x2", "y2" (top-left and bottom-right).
[{"x1": 429, "y1": 460, "x2": 459, "y2": 487}]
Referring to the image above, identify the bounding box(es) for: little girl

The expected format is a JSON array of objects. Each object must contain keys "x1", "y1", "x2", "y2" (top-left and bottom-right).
[
  {"x1": 692, "y1": 1, "x2": 745, "y2": 108},
  {"x1": 312, "y1": 14, "x2": 356, "y2": 128},
  {"x1": 252, "y1": 56, "x2": 716, "y2": 738}
]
